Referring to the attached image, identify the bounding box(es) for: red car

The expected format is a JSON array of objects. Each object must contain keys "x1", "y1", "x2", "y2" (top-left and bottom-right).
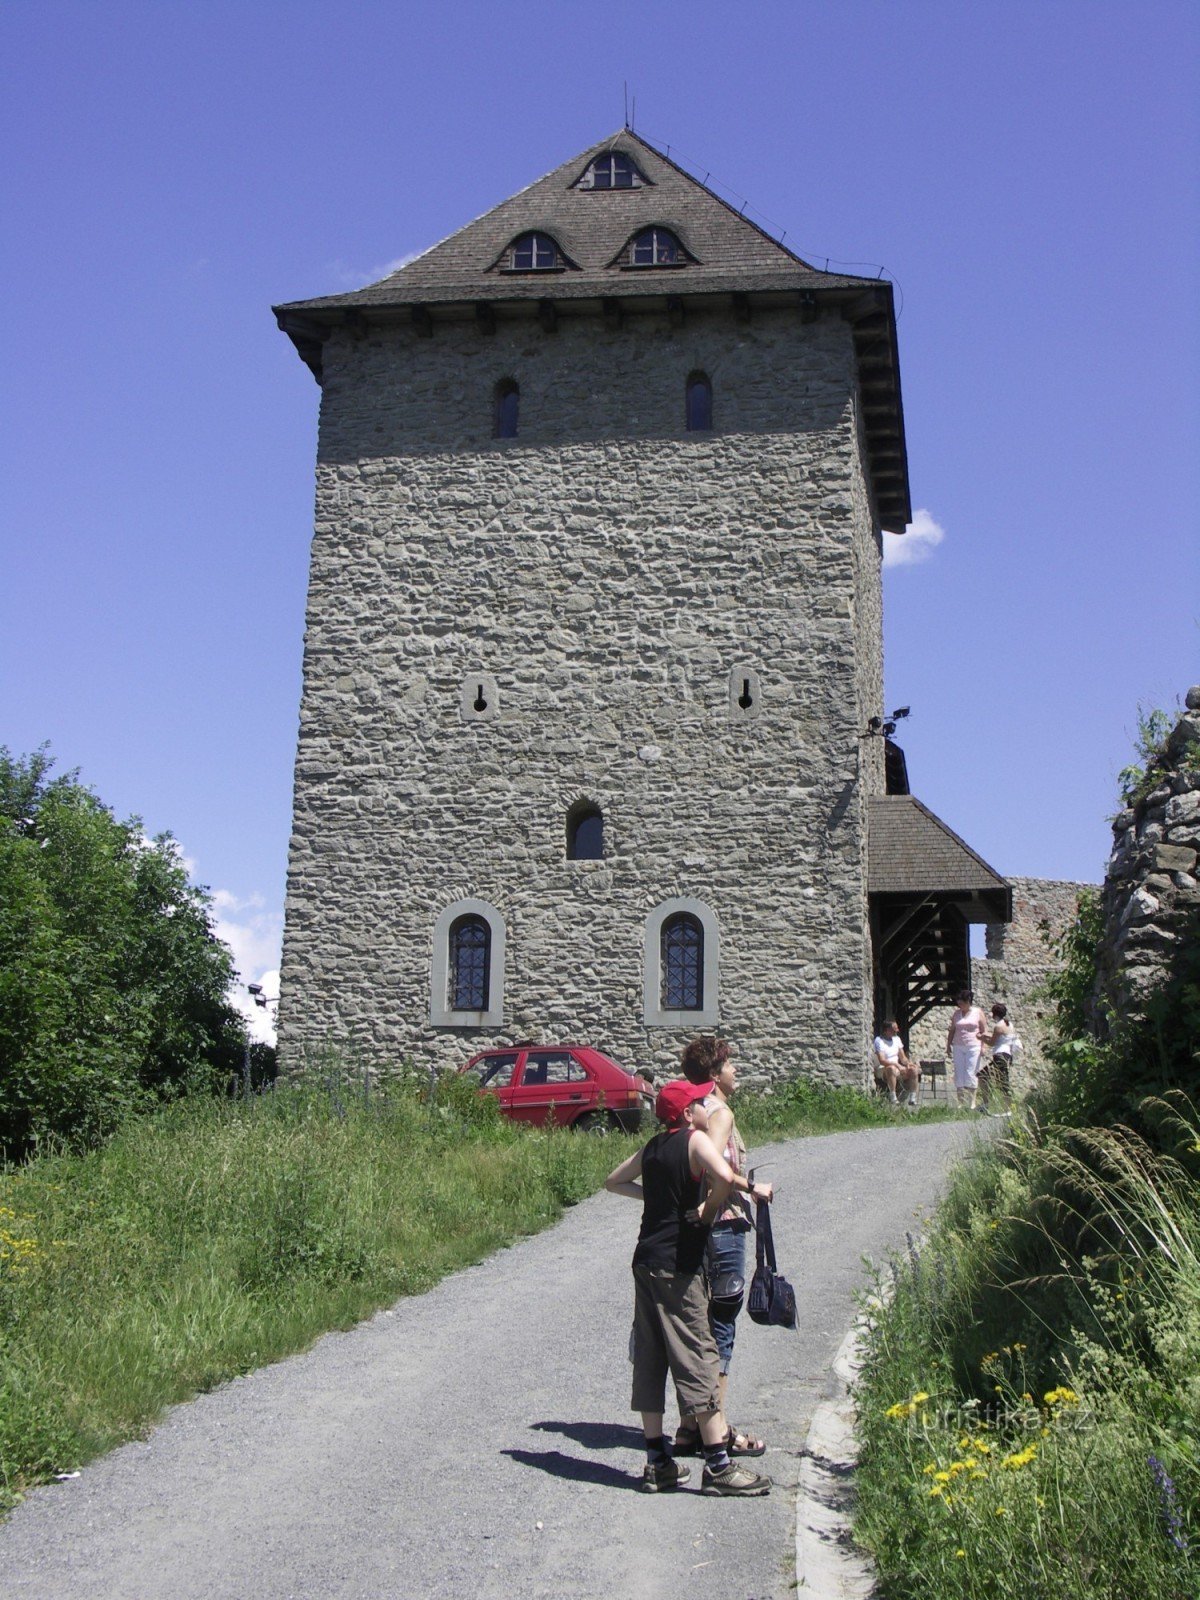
[{"x1": 459, "y1": 1044, "x2": 654, "y2": 1133}]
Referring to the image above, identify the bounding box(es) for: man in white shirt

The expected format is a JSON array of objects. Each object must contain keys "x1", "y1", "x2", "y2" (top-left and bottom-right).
[{"x1": 873, "y1": 1020, "x2": 920, "y2": 1107}]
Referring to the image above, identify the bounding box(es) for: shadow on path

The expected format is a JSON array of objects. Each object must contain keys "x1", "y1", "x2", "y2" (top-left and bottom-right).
[
  {"x1": 503, "y1": 1448, "x2": 637, "y2": 1490},
  {"x1": 530, "y1": 1420, "x2": 643, "y2": 1452}
]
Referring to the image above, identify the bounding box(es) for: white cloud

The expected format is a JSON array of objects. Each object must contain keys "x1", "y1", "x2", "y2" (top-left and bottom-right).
[
  {"x1": 328, "y1": 248, "x2": 425, "y2": 290},
  {"x1": 883, "y1": 507, "x2": 946, "y2": 569},
  {"x1": 208, "y1": 887, "x2": 284, "y2": 1047}
]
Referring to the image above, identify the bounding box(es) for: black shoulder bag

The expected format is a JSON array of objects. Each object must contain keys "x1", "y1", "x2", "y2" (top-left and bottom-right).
[{"x1": 746, "y1": 1199, "x2": 798, "y2": 1329}]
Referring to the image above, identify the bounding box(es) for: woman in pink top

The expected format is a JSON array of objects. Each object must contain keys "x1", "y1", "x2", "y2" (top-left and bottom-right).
[{"x1": 945, "y1": 989, "x2": 988, "y2": 1111}]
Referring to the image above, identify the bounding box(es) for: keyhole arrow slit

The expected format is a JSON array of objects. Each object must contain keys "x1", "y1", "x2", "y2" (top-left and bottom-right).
[
  {"x1": 738, "y1": 678, "x2": 754, "y2": 710},
  {"x1": 473, "y1": 685, "x2": 488, "y2": 713}
]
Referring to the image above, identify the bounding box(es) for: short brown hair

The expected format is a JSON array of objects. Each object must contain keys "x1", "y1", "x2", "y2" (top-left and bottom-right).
[{"x1": 680, "y1": 1036, "x2": 730, "y2": 1085}]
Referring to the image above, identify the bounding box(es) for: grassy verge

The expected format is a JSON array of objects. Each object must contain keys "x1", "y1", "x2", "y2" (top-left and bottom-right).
[
  {"x1": 0, "y1": 1071, "x2": 925, "y2": 1509},
  {"x1": 853, "y1": 1100, "x2": 1200, "y2": 1598}
]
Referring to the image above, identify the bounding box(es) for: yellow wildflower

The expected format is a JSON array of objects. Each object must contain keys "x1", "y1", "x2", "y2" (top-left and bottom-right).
[
  {"x1": 929, "y1": 1485, "x2": 944, "y2": 1498},
  {"x1": 1002, "y1": 1445, "x2": 1037, "y2": 1470},
  {"x1": 934, "y1": 1470, "x2": 951, "y2": 1483},
  {"x1": 995, "y1": 1506, "x2": 1007, "y2": 1516},
  {"x1": 955, "y1": 1550, "x2": 966, "y2": 1560},
  {"x1": 1043, "y1": 1387, "x2": 1078, "y2": 1407}
]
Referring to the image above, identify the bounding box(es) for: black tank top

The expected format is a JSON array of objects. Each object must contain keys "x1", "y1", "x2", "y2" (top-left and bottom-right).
[{"x1": 633, "y1": 1128, "x2": 708, "y2": 1273}]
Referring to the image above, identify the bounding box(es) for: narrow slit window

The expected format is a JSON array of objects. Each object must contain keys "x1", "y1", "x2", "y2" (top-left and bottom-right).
[
  {"x1": 450, "y1": 915, "x2": 490, "y2": 1011},
  {"x1": 494, "y1": 379, "x2": 519, "y2": 439},
  {"x1": 567, "y1": 804, "x2": 604, "y2": 861},
  {"x1": 661, "y1": 913, "x2": 703, "y2": 1010},
  {"x1": 686, "y1": 373, "x2": 712, "y2": 431}
]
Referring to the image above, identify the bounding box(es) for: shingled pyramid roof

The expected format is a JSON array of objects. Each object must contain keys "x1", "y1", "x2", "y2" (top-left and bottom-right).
[
  {"x1": 279, "y1": 129, "x2": 882, "y2": 314},
  {"x1": 274, "y1": 129, "x2": 911, "y2": 527}
]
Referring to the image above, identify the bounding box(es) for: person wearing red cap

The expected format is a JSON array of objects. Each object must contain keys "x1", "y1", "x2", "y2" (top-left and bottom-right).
[{"x1": 605, "y1": 1075, "x2": 773, "y2": 1496}]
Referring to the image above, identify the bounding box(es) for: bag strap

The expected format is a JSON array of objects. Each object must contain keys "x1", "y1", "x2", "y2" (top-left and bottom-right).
[{"x1": 754, "y1": 1198, "x2": 777, "y2": 1272}]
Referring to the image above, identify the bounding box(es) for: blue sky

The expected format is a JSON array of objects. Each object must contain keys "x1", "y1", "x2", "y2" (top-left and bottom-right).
[{"x1": 3, "y1": 1, "x2": 1197, "y2": 1038}]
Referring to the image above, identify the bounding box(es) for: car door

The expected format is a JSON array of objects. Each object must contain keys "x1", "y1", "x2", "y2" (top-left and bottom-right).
[
  {"x1": 462, "y1": 1051, "x2": 521, "y2": 1117},
  {"x1": 508, "y1": 1049, "x2": 593, "y2": 1126}
]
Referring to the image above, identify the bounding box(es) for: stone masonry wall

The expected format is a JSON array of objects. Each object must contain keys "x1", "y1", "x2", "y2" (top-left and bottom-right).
[
  {"x1": 278, "y1": 303, "x2": 884, "y2": 1086},
  {"x1": 1094, "y1": 690, "x2": 1200, "y2": 1025},
  {"x1": 908, "y1": 876, "x2": 1090, "y2": 1092}
]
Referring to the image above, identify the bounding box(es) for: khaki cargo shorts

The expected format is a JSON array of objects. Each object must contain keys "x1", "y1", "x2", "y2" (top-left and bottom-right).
[{"x1": 630, "y1": 1262, "x2": 721, "y2": 1418}]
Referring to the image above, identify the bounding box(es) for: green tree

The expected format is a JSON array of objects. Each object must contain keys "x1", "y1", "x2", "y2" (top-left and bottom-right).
[{"x1": 0, "y1": 747, "x2": 247, "y2": 1157}]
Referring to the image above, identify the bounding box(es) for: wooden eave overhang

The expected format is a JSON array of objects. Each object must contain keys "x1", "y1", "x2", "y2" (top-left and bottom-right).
[
  {"x1": 868, "y1": 794, "x2": 1012, "y2": 925},
  {"x1": 274, "y1": 278, "x2": 911, "y2": 529}
]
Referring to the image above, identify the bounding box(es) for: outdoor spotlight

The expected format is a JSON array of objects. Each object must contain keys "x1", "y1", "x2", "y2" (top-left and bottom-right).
[
  {"x1": 867, "y1": 716, "x2": 883, "y2": 732},
  {"x1": 891, "y1": 706, "x2": 911, "y2": 719}
]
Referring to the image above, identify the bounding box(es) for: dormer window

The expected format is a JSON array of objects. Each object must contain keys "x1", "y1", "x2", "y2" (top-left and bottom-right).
[
  {"x1": 576, "y1": 152, "x2": 647, "y2": 190},
  {"x1": 504, "y1": 232, "x2": 563, "y2": 272},
  {"x1": 622, "y1": 227, "x2": 689, "y2": 268}
]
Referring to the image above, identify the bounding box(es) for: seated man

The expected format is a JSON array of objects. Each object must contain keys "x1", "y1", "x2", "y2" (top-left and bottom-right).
[{"x1": 873, "y1": 1020, "x2": 920, "y2": 1107}]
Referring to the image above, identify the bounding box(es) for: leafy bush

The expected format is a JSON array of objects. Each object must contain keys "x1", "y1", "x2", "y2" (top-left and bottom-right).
[{"x1": 0, "y1": 748, "x2": 246, "y2": 1159}]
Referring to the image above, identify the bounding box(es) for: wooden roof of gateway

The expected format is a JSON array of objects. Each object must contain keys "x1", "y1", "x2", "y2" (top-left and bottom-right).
[
  {"x1": 274, "y1": 129, "x2": 911, "y2": 529},
  {"x1": 869, "y1": 795, "x2": 1011, "y2": 918}
]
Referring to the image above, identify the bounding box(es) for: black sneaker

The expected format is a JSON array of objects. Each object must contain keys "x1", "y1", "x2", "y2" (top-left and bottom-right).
[
  {"x1": 701, "y1": 1461, "x2": 771, "y2": 1496},
  {"x1": 641, "y1": 1457, "x2": 691, "y2": 1493}
]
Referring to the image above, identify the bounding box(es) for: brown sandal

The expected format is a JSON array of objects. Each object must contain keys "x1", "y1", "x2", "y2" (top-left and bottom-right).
[
  {"x1": 673, "y1": 1423, "x2": 702, "y2": 1456},
  {"x1": 727, "y1": 1426, "x2": 767, "y2": 1457}
]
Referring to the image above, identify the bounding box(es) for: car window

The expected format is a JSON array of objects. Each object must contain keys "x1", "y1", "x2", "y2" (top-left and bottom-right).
[
  {"x1": 464, "y1": 1053, "x2": 518, "y2": 1089},
  {"x1": 522, "y1": 1050, "x2": 587, "y2": 1086}
]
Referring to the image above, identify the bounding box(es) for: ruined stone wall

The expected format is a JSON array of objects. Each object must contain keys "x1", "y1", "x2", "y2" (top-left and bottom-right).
[
  {"x1": 1095, "y1": 690, "x2": 1200, "y2": 1024},
  {"x1": 908, "y1": 876, "x2": 1091, "y2": 1091},
  {"x1": 278, "y1": 304, "x2": 884, "y2": 1086}
]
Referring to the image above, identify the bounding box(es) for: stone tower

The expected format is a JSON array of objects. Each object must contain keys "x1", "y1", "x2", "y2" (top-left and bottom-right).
[{"x1": 273, "y1": 129, "x2": 916, "y2": 1086}]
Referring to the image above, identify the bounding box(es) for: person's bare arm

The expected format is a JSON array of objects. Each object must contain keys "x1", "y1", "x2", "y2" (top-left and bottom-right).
[
  {"x1": 689, "y1": 1130, "x2": 772, "y2": 1224},
  {"x1": 946, "y1": 1015, "x2": 956, "y2": 1055},
  {"x1": 706, "y1": 1101, "x2": 734, "y2": 1155},
  {"x1": 605, "y1": 1145, "x2": 645, "y2": 1200}
]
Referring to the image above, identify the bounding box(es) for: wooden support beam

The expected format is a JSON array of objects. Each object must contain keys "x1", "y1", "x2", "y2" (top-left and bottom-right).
[
  {"x1": 799, "y1": 292, "x2": 819, "y2": 324},
  {"x1": 732, "y1": 292, "x2": 752, "y2": 324},
  {"x1": 667, "y1": 295, "x2": 685, "y2": 328},
  {"x1": 842, "y1": 291, "x2": 888, "y2": 325},
  {"x1": 537, "y1": 299, "x2": 557, "y2": 333},
  {"x1": 343, "y1": 309, "x2": 368, "y2": 340},
  {"x1": 602, "y1": 299, "x2": 624, "y2": 330},
  {"x1": 475, "y1": 302, "x2": 496, "y2": 335},
  {"x1": 411, "y1": 305, "x2": 433, "y2": 338}
]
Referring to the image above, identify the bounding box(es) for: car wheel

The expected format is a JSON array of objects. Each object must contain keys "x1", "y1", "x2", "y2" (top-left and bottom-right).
[{"x1": 574, "y1": 1111, "x2": 615, "y2": 1135}]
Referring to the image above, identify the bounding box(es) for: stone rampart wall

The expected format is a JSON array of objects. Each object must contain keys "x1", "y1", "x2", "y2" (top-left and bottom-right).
[{"x1": 1094, "y1": 691, "x2": 1200, "y2": 1025}]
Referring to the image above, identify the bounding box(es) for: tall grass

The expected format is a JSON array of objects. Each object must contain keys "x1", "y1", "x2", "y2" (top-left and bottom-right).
[{"x1": 853, "y1": 1097, "x2": 1200, "y2": 1598}]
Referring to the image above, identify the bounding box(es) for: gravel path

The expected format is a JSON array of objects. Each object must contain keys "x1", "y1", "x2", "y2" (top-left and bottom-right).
[{"x1": 0, "y1": 1118, "x2": 982, "y2": 1600}]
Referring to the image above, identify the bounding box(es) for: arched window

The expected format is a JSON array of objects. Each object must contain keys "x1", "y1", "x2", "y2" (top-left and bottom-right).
[
  {"x1": 578, "y1": 152, "x2": 646, "y2": 190},
  {"x1": 494, "y1": 379, "x2": 518, "y2": 439},
  {"x1": 566, "y1": 803, "x2": 604, "y2": 861},
  {"x1": 686, "y1": 372, "x2": 712, "y2": 431},
  {"x1": 643, "y1": 898, "x2": 720, "y2": 1026},
  {"x1": 430, "y1": 899, "x2": 506, "y2": 1026},
  {"x1": 450, "y1": 915, "x2": 490, "y2": 1011},
  {"x1": 630, "y1": 227, "x2": 683, "y2": 266},
  {"x1": 661, "y1": 914, "x2": 703, "y2": 1010},
  {"x1": 506, "y1": 231, "x2": 562, "y2": 271}
]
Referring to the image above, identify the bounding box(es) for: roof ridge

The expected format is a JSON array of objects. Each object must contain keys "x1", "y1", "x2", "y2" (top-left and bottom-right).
[
  {"x1": 897, "y1": 794, "x2": 1006, "y2": 884},
  {"x1": 621, "y1": 128, "x2": 819, "y2": 273}
]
